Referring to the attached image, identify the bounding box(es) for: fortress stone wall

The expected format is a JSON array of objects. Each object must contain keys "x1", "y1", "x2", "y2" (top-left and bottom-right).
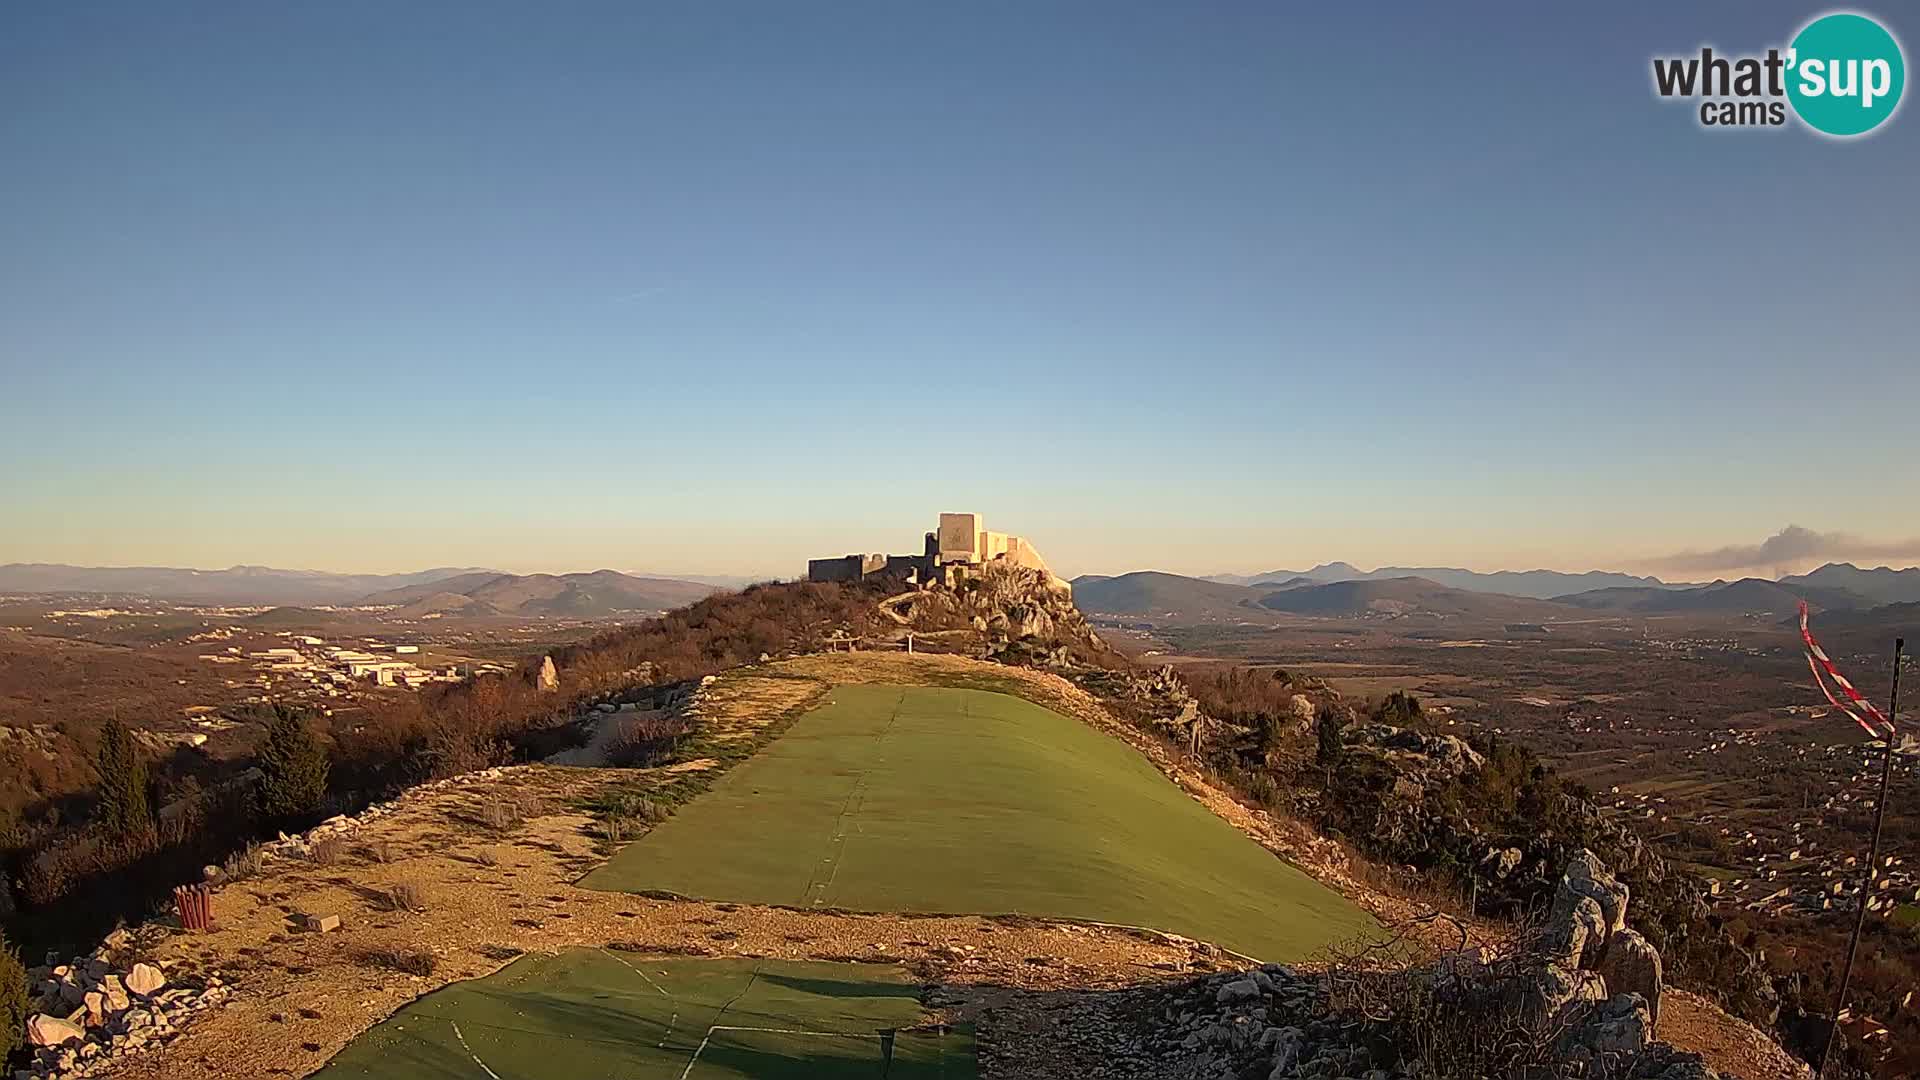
[{"x1": 808, "y1": 512, "x2": 1058, "y2": 586}]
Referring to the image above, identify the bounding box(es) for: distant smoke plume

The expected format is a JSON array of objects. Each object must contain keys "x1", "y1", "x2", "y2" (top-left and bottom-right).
[{"x1": 1659, "y1": 525, "x2": 1920, "y2": 576}]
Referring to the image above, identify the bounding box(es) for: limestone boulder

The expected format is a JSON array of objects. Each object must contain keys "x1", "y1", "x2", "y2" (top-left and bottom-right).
[
  {"x1": 1555, "y1": 848, "x2": 1630, "y2": 938},
  {"x1": 126, "y1": 962, "x2": 166, "y2": 997},
  {"x1": 1597, "y1": 929, "x2": 1664, "y2": 1025},
  {"x1": 27, "y1": 1013, "x2": 86, "y2": 1047},
  {"x1": 1215, "y1": 978, "x2": 1262, "y2": 1005},
  {"x1": 1519, "y1": 963, "x2": 1604, "y2": 1026},
  {"x1": 1561, "y1": 992, "x2": 1653, "y2": 1062},
  {"x1": 1545, "y1": 893, "x2": 1606, "y2": 970},
  {"x1": 1482, "y1": 846, "x2": 1523, "y2": 878}
]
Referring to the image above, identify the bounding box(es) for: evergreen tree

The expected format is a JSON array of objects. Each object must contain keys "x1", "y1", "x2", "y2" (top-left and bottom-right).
[
  {"x1": 257, "y1": 705, "x2": 331, "y2": 822},
  {"x1": 1315, "y1": 704, "x2": 1348, "y2": 768},
  {"x1": 94, "y1": 718, "x2": 153, "y2": 838},
  {"x1": 0, "y1": 929, "x2": 24, "y2": 1059}
]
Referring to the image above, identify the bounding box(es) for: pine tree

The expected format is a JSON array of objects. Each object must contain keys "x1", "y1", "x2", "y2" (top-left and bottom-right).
[
  {"x1": 95, "y1": 718, "x2": 153, "y2": 838},
  {"x1": 0, "y1": 929, "x2": 24, "y2": 1058},
  {"x1": 1315, "y1": 704, "x2": 1348, "y2": 768},
  {"x1": 257, "y1": 705, "x2": 331, "y2": 822}
]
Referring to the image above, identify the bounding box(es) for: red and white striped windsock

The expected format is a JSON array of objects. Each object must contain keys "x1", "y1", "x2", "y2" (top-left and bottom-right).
[{"x1": 1800, "y1": 600, "x2": 1896, "y2": 740}]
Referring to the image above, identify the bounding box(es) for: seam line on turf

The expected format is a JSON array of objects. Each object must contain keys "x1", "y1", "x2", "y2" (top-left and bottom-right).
[
  {"x1": 804, "y1": 689, "x2": 905, "y2": 906},
  {"x1": 600, "y1": 947, "x2": 680, "y2": 1047},
  {"x1": 449, "y1": 1021, "x2": 503, "y2": 1080}
]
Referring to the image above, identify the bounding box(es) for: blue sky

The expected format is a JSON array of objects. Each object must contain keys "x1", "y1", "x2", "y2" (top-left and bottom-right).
[{"x1": 2, "y1": 2, "x2": 1916, "y2": 579}]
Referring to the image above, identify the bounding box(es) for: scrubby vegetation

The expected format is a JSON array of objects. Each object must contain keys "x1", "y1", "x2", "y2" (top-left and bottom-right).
[
  {"x1": 0, "y1": 929, "x2": 26, "y2": 1059},
  {"x1": 356, "y1": 945, "x2": 437, "y2": 977},
  {"x1": 0, "y1": 580, "x2": 886, "y2": 955}
]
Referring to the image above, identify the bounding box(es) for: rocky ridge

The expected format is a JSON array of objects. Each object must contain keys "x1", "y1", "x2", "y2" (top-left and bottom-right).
[{"x1": 1104, "y1": 851, "x2": 1762, "y2": 1080}]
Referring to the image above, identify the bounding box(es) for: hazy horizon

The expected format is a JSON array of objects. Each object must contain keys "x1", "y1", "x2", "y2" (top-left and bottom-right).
[
  {"x1": 5, "y1": 4, "x2": 1916, "y2": 585},
  {"x1": 4, "y1": 521, "x2": 1918, "y2": 587}
]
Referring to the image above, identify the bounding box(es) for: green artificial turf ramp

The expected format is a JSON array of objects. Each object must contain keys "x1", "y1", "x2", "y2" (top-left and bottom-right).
[
  {"x1": 583, "y1": 683, "x2": 1374, "y2": 960},
  {"x1": 316, "y1": 951, "x2": 973, "y2": 1079}
]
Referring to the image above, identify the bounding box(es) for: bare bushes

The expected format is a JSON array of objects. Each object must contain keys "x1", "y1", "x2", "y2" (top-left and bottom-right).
[
  {"x1": 603, "y1": 712, "x2": 691, "y2": 768},
  {"x1": 306, "y1": 835, "x2": 345, "y2": 866},
  {"x1": 1322, "y1": 920, "x2": 1568, "y2": 1080},
  {"x1": 221, "y1": 842, "x2": 266, "y2": 883},
  {"x1": 374, "y1": 881, "x2": 426, "y2": 913},
  {"x1": 473, "y1": 790, "x2": 542, "y2": 835},
  {"x1": 597, "y1": 792, "x2": 666, "y2": 845},
  {"x1": 356, "y1": 945, "x2": 437, "y2": 976}
]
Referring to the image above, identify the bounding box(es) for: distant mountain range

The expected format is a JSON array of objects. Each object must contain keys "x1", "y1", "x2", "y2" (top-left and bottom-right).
[
  {"x1": 1807, "y1": 601, "x2": 1920, "y2": 638},
  {"x1": 0, "y1": 562, "x2": 722, "y2": 613},
  {"x1": 1075, "y1": 571, "x2": 1574, "y2": 621},
  {"x1": 1066, "y1": 572, "x2": 1270, "y2": 618},
  {"x1": 0, "y1": 563, "x2": 496, "y2": 605},
  {"x1": 1074, "y1": 562, "x2": 1920, "y2": 622},
  {"x1": 1257, "y1": 577, "x2": 1570, "y2": 619},
  {"x1": 1206, "y1": 563, "x2": 1682, "y2": 599},
  {"x1": 1550, "y1": 578, "x2": 1867, "y2": 615},
  {"x1": 1198, "y1": 561, "x2": 1920, "y2": 606},
  {"x1": 1779, "y1": 563, "x2": 1920, "y2": 606},
  {"x1": 361, "y1": 570, "x2": 718, "y2": 618}
]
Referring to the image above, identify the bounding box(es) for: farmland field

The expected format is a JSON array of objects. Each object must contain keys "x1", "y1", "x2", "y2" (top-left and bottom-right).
[
  {"x1": 583, "y1": 683, "x2": 1374, "y2": 961},
  {"x1": 316, "y1": 952, "x2": 973, "y2": 1079}
]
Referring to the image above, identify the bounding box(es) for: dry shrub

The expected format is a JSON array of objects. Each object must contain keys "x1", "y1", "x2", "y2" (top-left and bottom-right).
[
  {"x1": 307, "y1": 836, "x2": 345, "y2": 866},
  {"x1": 221, "y1": 842, "x2": 266, "y2": 883},
  {"x1": 357, "y1": 946, "x2": 436, "y2": 976},
  {"x1": 1323, "y1": 917, "x2": 1566, "y2": 1080},
  {"x1": 376, "y1": 881, "x2": 426, "y2": 913},
  {"x1": 604, "y1": 712, "x2": 691, "y2": 768},
  {"x1": 418, "y1": 726, "x2": 506, "y2": 781},
  {"x1": 476, "y1": 793, "x2": 529, "y2": 834},
  {"x1": 598, "y1": 792, "x2": 666, "y2": 845}
]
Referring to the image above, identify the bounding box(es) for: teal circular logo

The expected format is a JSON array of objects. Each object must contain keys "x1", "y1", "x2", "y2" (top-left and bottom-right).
[{"x1": 1787, "y1": 12, "x2": 1906, "y2": 136}]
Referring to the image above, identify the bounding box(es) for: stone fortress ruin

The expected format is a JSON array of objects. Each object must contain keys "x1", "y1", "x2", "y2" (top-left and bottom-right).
[{"x1": 807, "y1": 512, "x2": 1062, "y2": 589}]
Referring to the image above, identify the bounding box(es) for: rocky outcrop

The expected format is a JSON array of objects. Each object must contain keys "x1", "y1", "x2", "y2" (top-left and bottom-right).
[
  {"x1": 1126, "y1": 945, "x2": 1715, "y2": 1080},
  {"x1": 1125, "y1": 852, "x2": 1699, "y2": 1080},
  {"x1": 1073, "y1": 665, "x2": 1203, "y2": 732},
  {"x1": 1345, "y1": 721, "x2": 1487, "y2": 776},
  {"x1": 1598, "y1": 929, "x2": 1666, "y2": 1025},
  {"x1": 1523, "y1": 851, "x2": 1668, "y2": 1065}
]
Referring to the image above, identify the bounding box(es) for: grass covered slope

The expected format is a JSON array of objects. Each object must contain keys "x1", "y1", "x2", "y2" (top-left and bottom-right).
[
  {"x1": 584, "y1": 684, "x2": 1374, "y2": 961},
  {"x1": 317, "y1": 951, "x2": 973, "y2": 1079}
]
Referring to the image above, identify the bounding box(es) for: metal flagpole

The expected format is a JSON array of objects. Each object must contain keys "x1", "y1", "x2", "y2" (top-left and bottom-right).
[{"x1": 1820, "y1": 637, "x2": 1905, "y2": 1077}]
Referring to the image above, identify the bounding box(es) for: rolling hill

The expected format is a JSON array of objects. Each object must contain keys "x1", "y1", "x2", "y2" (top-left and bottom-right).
[
  {"x1": 0, "y1": 563, "x2": 495, "y2": 605},
  {"x1": 1222, "y1": 563, "x2": 1685, "y2": 599},
  {"x1": 1780, "y1": 563, "x2": 1920, "y2": 607},
  {"x1": 1553, "y1": 577, "x2": 1868, "y2": 614},
  {"x1": 1255, "y1": 576, "x2": 1572, "y2": 619},
  {"x1": 1069, "y1": 571, "x2": 1268, "y2": 619},
  {"x1": 1806, "y1": 601, "x2": 1920, "y2": 637},
  {"x1": 362, "y1": 570, "x2": 718, "y2": 618}
]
